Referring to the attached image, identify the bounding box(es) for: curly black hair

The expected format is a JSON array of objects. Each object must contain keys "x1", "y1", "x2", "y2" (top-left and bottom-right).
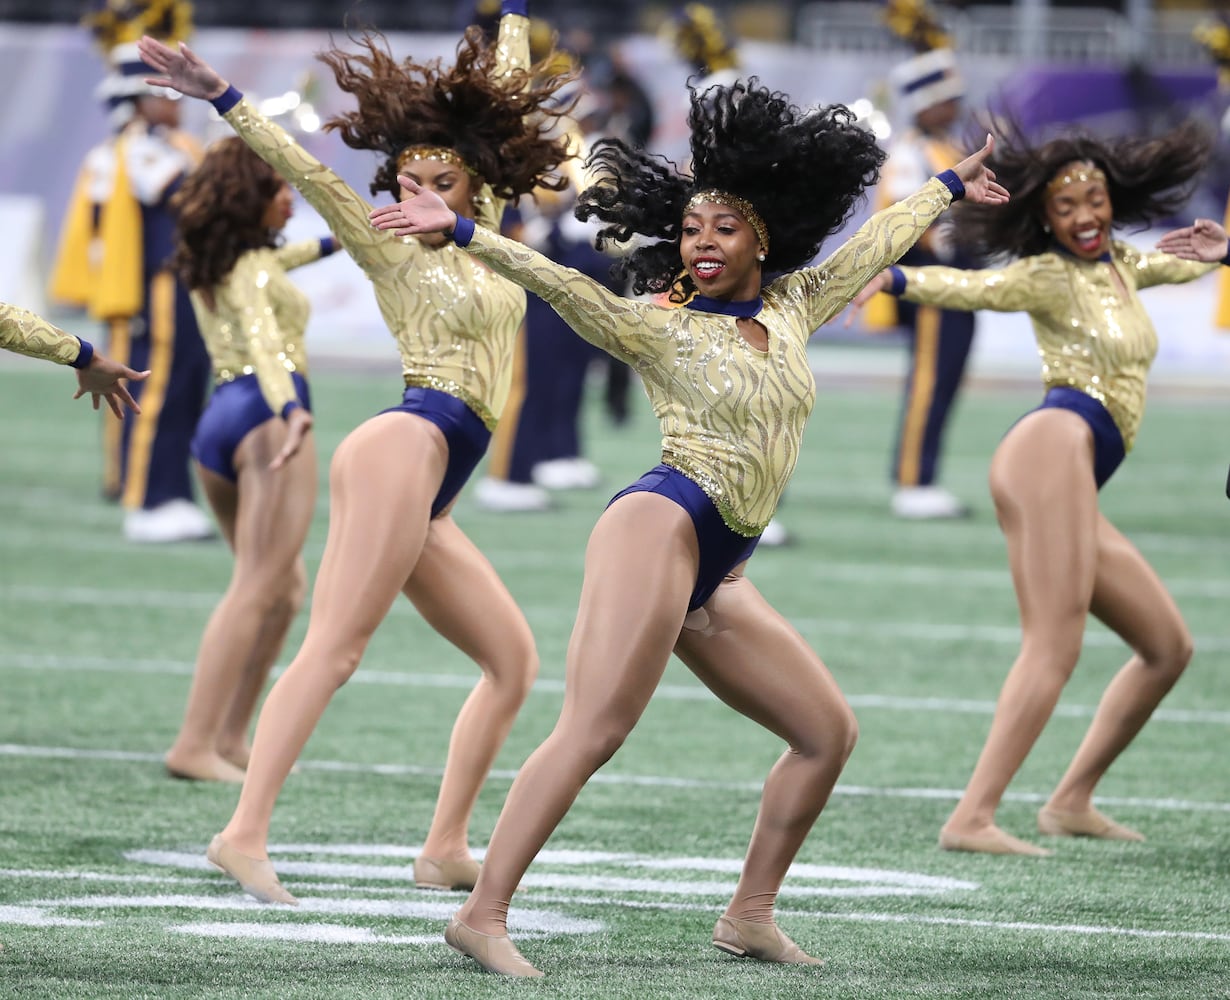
[
  {"x1": 575, "y1": 78, "x2": 886, "y2": 301},
  {"x1": 318, "y1": 25, "x2": 576, "y2": 202},
  {"x1": 953, "y1": 118, "x2": 1213, "y2": 260},
  {"x1": 171, "y1": 137, "x2": 284, "y2": 298}
]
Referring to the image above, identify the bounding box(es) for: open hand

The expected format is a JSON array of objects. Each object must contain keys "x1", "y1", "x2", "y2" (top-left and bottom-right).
[
  {"x1": 73, "y1": 354, "x2": 150, "y2": 418},
  {"x1": 368, "y1": 177, "x2": 458, "y2": 237},
  {"x1": 843, "y1": 271, "x2": 893, "y2": 328},
  {"x1": 269, "y1": 406, "x2": 313, "y2": 470},
  {"x1": 1155, "y1": 218, "x2": 1228, "y2": 263},
  {"x1": 136, "y1": 35, "x2": 229, "y2": 101},
  {"x1": 952, "y1": 134, "x2": 1010, "y2": 206}
]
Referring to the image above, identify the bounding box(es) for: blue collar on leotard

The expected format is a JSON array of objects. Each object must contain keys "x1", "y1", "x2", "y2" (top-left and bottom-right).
[{"x1": 685, "y1": 294, "x2": 764, "y2": 317}]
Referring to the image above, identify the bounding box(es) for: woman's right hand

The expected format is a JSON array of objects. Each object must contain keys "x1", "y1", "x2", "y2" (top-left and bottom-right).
[
  {"x1": 136, "y1": 35, "x2": 229, "y2": 101},
  {"x1": 843, "y1": 271, "x2": 893, "y2": 327}
]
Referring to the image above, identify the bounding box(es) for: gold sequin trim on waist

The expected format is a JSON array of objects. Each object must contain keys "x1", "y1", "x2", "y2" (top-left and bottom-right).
[
  {"x1": 402, "y1": 373, "x2": 498, "y2": 431},
  {"x1": 661, "y1": 452, "x2": 764, "y2": 539},
  {"x1": 215, "y1": 360, "x2": 301, "y2": 385}
]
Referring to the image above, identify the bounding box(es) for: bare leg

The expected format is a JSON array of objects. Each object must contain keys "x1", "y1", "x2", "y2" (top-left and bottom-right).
[
  {"x1": 401, "y1": 515, "x2": 538, "y2": 884},
  {"x1": 165, "y1": 424, "x2": 316, "y2": 782},
  {"x1": 449, "y1": 493, "x2": 697, "y2": 972},
  {"x1": 674, "y1": 573, "x2": 855, "y2": 964},
  {"x1": 1039, "y1": 514, "x2": 1191, "y2": 840},
  {"x1": 940, "y1": 410, "x2": 1099, "y2": 856},
  {"x1": 216, "y1": 558, "x2": 308, "y2": 770},
  {"x1": 216, "y1": 413, "x2": 447, "y2": 867}
]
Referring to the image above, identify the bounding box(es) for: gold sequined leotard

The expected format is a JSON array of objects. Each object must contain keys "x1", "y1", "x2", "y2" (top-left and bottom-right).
[
  {"x1": 218, "y1": 12, "x2": 533, "y2": 428},
  {"x1": 894, "y1": 242, "x2": 1217, "y2": 449},
  {"x1": 0, "y1": 302, "x2": 86, "y2": 366},
  {"x1": 459, "y1": 177, "x2": 958, "y2": 535},
  {"x1": 191, "y1": 241, "x2": 326, "y2": 415}
]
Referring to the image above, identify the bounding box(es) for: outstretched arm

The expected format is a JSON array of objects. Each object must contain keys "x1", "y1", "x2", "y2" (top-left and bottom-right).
[
  {"x1": 369, "y1": 178, "x2": 664, "y2": 365},
  {"x1": 783, "y1": 135, "x2": 1009, "y2": 330},
  {"x1": 1156, "y1": 218, "x2": 1230, "y2": 263},
  {"x1": 1, "y1": 301, "x2": 149, "y2": 416},
  {"x1": 138, "y1": 36, "x2": 390, "y2": 268}
]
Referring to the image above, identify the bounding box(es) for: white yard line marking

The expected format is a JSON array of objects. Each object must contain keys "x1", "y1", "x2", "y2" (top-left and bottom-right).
[
  {"x1": 2, "y1": 742, "x2": 1228, "y2": 813},
  {"x1": 5, "y1": 651, "x2": 1230, "y2": 724}
]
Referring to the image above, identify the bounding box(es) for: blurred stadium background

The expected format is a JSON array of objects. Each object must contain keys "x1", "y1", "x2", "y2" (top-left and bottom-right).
[{"x1": 4, "y1": 0, "x2": 1230, "y2": 380}]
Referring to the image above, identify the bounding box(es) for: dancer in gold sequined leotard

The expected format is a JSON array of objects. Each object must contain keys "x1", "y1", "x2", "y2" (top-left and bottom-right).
[
  {"x1": 162, "y1": 137, "x2": 339, "y2": 784},
  {"x1": 374, "y1": 80, "x2": 1008, "y2": 976},
  {"x1": 1, "y1": 301, "x2": 148, "y2": 416},
  {"x1": 139, "y1": 0, "x2": 575, "y2": 904},
  {"x1": 852, "y1": 121, "x2": 1216, "y2": 856}
]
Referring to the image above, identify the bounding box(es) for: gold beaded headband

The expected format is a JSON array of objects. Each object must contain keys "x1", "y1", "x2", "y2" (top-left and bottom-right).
[
  {"x1": 397, "y1": 145, "x2": 479, "y2": 178},
  {"x1": 1045, "y1": 162, "x2": 1107, "y2": 199},
  {"x1": 685, "y1": 189, "x2": 770, "y2": 253}
]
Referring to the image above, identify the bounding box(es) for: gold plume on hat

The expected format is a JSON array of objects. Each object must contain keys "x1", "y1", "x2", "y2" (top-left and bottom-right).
[
  {"x1": 882, "y1": 0, "x2": 951, "y2": 53},
  {"x1": 1194, "y1": 18, "x2": 1230, "y2": 87},
  {"x1": 84, "y1": 0, "x2": 194, "y2": 55},
  {"x1": 668, "y1": 4, "x2": 739, "y2": 74}
]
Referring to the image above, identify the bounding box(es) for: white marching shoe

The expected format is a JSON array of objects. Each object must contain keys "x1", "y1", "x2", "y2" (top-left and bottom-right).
[
  {"x1": 891, "y1": 486, "x2": 970, "y2": 520},
  {"x1": 474, "y1": 477, "x2": 552, "y2": 512},
  {"x1": 531, "y1": 457, "x2": 601, "y2": 491},
  {"x1": 123, "y1": 499, "x2": 216, "y2": 543}
]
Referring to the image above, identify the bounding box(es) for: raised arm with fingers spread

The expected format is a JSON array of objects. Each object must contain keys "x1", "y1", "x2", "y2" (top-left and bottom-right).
[{"x1": 1155, "y1": 217, "x2": 1230, "y2": 263}]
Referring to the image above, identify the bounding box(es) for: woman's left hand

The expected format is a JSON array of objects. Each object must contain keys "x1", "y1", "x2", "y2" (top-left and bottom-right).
[
  {"x1": 74, "y1": 354, "x2": 151, "y2": 418},
  {"x1": 368, "y1": 177, "x2": 458, "y2": 237},
  {"x1": 952, "y1": 134, "x2": 1010, "y2": 206},
  {"x1": 269, "y1": 406, "x2": 313, "y2": 470},
  {"x1": 1156, "y1": 218, "x2": 1228, "y2": 263}
]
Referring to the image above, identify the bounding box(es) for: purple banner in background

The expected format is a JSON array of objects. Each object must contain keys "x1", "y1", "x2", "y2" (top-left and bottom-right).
[{"x1": 993, "y1": 66, "x2": 1218, "y2": 132}]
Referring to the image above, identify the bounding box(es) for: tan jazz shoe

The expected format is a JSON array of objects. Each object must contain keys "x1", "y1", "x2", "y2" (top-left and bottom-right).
[
  {"x1": 206, "y1": 834, "x2": 299, "y2": 905},
  {"x1": 712, "y1": 915, "x2": 824, "y2": 965},
  {"x1": 414, "y1": 855, "x2": 481, "y2": 891},
  {"x1": 1038, "y1": 806, "x2": 1145, "y2": 842},
  {"x1": 444, "y1": 916, "x2": 543, "y2": 977},
  {"x1": 938, "y1": 825, "x2": 1052, "y2": 857}
]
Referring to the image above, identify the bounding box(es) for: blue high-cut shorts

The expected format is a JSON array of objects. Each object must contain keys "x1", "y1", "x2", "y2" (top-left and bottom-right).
[
  {"x1": 380, "y1": 386, "x2": 492, "y2": 517},
  {"x1": 608, "y1": 464, "x2": 761, "y2": 610},
  {"x1": 192, "y1": 372, "x2": 311, "y2": 482},
  {"x1": 1024, "y1": 386, "x2": 1126, "y2": 489}
]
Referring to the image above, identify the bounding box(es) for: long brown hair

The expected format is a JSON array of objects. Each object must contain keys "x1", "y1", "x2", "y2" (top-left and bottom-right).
[
  {"x1": 172, "y1": 137, "x2": 284, "y2": 299},
  {"x1": 318, "y1": 25, "x2": 577, "y2": 202}
]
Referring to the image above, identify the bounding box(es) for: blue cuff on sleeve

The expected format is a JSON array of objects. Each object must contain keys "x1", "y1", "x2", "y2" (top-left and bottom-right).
[
  {"x1": 887, "y1": 267, "x2": 907, "y2": 296},
  {"x1": 70, "y1": 338, "x2": 95, "y2": 369},
  {"x1": 502, "y1": 0, "x2": 529, "y2": 15},
  {"x1": 450, "y1": 215, "x2": 476, "y2": 247},
  {"x1": 319, "y1": 236, "x2": 337, "y2": 257},
  {"x1": 1220, "y1": 248, "x2": 1230, "y2": 268},
  {"x1": 280, "y1": 400, "x2": 300, "y2": 419},
  {"x1": 936, "y1": 169, "x2": 965, "y2": 201},
  {"x1": 211, "y1": 85, "x2": 243, "y2": 115}
]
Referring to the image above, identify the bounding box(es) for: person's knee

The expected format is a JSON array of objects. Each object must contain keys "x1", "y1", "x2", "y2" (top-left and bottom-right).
[
  {"x1": 794, "y1": 705, "x2": 858, "y2": 764},
  {"x1": 1143, "y1": 624, "x2": 1193, "y2": 681},
  {"x1": 558, "y1": 715, "x2": 633, "y2": 772}
]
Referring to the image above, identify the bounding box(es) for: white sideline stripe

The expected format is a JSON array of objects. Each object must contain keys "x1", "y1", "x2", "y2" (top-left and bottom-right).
[
  {"x1": 3, "y1": 742, "x2": 1229, "y2": 814},
  {"x1": 5, "y1": 652, "x2": 1230, "y2": 725},
  {"x1": 531, "y1": 894, "x2": 1230, "y2": 945},
  {"x1": 9, "y1": 556, "x2": 1230, "y2": 605},
  {"x1": 9, "y1": 583, "x2": 1230, "y2": 653}
]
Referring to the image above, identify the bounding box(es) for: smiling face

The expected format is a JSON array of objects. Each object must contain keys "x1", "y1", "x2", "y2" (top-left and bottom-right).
[
  {"x1": 260, "y1": 180, "x2": 294, "y2": 232},
  {"x1": 1043, "y1": 161, "x2": 1113, "y2": 261},
  {"x1": 679, "y1": 201, "x2": 764, "y2": 301},
  {"x1": 399, "y1": 156, "x2": 478, "y2": 248}
]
